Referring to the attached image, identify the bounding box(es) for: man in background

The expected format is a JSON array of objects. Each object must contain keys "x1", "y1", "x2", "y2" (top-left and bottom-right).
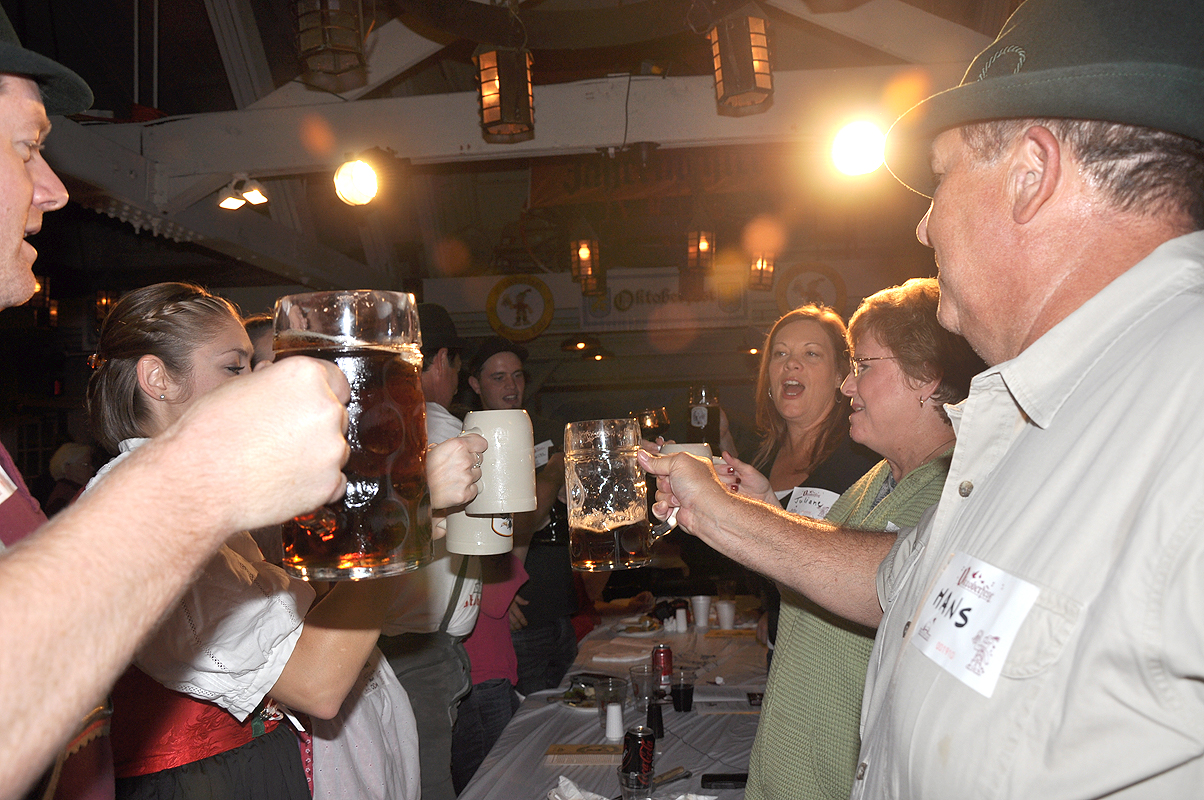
[
  {"x1": 467, "y1": 336, "x2": 578, "y2": 693},
  {"x1": 378, "y1": 303, "x2": 482, "y2": 800}
]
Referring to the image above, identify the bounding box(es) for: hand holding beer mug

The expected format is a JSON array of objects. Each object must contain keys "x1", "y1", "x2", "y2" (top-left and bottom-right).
[
  {"x1": 274, "y1": 290, "x2": 430, "y2": 580},
  {"x1": 445, "y1": 409, "x2": 536, "y2": 555},
  {"x1": 565, "y1": 418, "x2": 677, "y2": 571}
]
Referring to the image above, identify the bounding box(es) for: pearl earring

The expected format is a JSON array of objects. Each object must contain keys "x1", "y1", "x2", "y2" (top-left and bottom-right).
[{"x1": 160, "y1": 394, "x2": 166, "y2": 401}]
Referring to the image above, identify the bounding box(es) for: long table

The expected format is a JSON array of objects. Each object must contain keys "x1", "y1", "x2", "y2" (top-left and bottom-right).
[{"x1": 458, "y1": 611, "x2": 768, "y2": 800}]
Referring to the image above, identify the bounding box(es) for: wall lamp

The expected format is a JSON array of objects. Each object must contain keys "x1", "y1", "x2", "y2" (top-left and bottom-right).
[{"x1": 218, "y1": 174, "x2": 268, "y2": 210}]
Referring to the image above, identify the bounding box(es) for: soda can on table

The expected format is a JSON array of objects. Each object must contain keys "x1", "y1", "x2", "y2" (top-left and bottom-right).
[
  {"x1": 621, "y1": 724, "x2": 656, "y2": 778},
  {"x1": 651, "y1": 643, "x2": 672, "y2": 686}
]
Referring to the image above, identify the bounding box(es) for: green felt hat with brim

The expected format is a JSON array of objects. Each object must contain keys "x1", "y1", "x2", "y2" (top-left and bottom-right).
[
  {"x1": 0, "y1": 7, "x2": 91, "y2": 116},
  {"x1": 884, "y1": 0, "x2": 1204, "y2": 198}
]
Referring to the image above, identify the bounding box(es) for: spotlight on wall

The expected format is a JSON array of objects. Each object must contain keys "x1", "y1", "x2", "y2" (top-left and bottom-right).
[
  {"x1": 218, "y1": 174, "x2": 269, "y2": 210},
  {"x1": 474, "y1": 44, "x2": 534, "y2": 144},
  {"x1": 296, "y1": 0, "x2": 365, "y2": 75},
  {"x1": 709, "y1": 2, "x2": 773, "y2": 115}
]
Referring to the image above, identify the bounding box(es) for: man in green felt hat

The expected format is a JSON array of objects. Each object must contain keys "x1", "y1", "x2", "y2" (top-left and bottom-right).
[
  {"x1": 642, "y1": 0, "x2": 1204, "y2": 796},
  {"x1": 0, "y1": 12, "x2": 357, "y2": 800}
]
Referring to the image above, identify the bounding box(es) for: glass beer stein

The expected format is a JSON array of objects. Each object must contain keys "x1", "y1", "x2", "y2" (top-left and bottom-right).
[
  {"x1": 564, "y1": 418, "x2": 676, "y2": 571},
  {"x1": 273, "y1": 290, "x2": 430, "y2": 580}
]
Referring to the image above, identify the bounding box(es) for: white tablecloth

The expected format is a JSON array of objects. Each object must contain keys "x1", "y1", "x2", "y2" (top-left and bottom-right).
[{"x1": 459, "y1": 616, "x2": 768, "y2": 800}]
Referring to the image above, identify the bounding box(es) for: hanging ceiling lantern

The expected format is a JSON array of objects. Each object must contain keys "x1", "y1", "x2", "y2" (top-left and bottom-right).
[
  {"x1": 709, "y1": 3, "x2": 773, "y2": 115},
  {"x1": 749, "y1": 254, "x2": 775, "y2": 290},
  {"x1": 580, "y1": 265, "x2": 607, "y2": 298},
  {"x1": 296, "y1": 0, "x2": 365, "y2": 76},
  {"x1": 686, "y1": 204, "x2": 716, "y2": 274},
  {"x1": 570, "y1": 218, "x2": 600, "y2": 282},
  {"x1": 95, "y1": 290, "x2": 118, "y2": 323},
  {"x1": 474, "y1": 45, "x2": 535, "y2": 144}
]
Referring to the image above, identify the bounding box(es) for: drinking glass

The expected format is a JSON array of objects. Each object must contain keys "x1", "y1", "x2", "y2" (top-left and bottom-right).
[{"x1": 274, "y1": 290, "x2": 429, "y2": 580}]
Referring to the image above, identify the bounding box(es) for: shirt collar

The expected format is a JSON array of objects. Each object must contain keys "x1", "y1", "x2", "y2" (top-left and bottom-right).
[{"x1": 993, "y1": 231, "x2": 1204, "y2": 429}]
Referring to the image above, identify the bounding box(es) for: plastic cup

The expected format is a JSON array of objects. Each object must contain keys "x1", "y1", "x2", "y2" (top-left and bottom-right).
[
  {"x1": 629, "y1": 664, "x2": 657, "y2": 708},
  {"x1": 617, "y1": 768, "x2": 653, "y2": 800},
  {"x1": 715, "y1": 599, "x2": 737, "y2": 630},
  {"x1": 596, "y1": 677, "x2": 628, "y2": 729},
  {"x1": 670, "y1": 669, "x2": 696, "y2": 712}
]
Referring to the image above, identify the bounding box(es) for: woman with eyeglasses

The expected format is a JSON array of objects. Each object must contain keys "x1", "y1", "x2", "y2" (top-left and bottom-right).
[{"x1": 740, "y1": 278, "x2": 983, "y2": 800}]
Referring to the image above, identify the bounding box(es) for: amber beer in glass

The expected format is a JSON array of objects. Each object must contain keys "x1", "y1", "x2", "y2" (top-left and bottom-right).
[
  {"x1": 274, "y1": 290, "x2": 430, "y2": 580},
  {"x1": 565, "y1": 418, "x2": 675, "y2": 571}
]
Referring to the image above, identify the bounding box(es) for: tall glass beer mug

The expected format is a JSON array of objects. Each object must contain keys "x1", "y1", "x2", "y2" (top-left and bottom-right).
[
  {"x1": 273, "y1": 290, "x2": 430, "y2": 580},
  {"x1": 565, "y1": 419, "x2": 675, "y2": 571}
]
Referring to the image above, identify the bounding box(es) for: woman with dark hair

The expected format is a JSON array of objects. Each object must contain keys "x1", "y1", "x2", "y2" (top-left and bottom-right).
[
  {"x1": 743, "y1": 278, "x2": 984, "y2": 800},
  {"x1": 85, "y1": 282, "x2": 484, "y2": 800}
]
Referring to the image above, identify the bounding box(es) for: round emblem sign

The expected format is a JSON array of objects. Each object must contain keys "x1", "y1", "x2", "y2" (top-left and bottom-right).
[
  {"x1": 774, "y1": 262, "x2": 848, "y2": 316},
  {"x1": 486, "y1": 275, "x2": 555, "y2": 341}
]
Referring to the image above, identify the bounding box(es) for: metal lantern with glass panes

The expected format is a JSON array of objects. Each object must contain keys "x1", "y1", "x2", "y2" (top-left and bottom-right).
[
  {"x1": 297, "y1": 0, "x2": 365, "y2": 75},
  {"x1": 474, "y1": 45, "x2": 535, "y2": 143},
  {"x1": 709, "y1": 3, "x2": 772, "y2": 114},
  {"x1": 749, "y1": 254, "x2": 775, "y2": 290}
]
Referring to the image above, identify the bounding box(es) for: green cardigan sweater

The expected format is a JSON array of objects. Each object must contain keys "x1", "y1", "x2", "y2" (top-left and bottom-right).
[{"x1": 745, "y1": 449, "x2": 953, "y2": 800}]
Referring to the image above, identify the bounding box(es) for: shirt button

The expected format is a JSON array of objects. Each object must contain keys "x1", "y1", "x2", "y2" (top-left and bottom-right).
[
  {"x1": 902, "y1": 621, "x2": 910, "y2": 638},
  {"x1": 856, "y1": 762, "x2": 867, "y2": 780},
  {"x1": 958, "y1": 480, "x2": 973, "y2": 497}
]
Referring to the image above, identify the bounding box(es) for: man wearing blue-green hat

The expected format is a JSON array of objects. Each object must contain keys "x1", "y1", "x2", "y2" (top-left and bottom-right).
[
  {"x1": 642, "y1": 0, "x2": 1204, "y2": 796},
  {"x1": 0, "y1": 12, "x2": 357, "y2": 800}
]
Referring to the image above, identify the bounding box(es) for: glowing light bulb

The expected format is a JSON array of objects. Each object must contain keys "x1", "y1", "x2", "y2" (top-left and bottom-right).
[
  {"x1": 334, "y1": 159, "x2": 379, "y2": 206},
  {"x1": 832, "y1": 120, "x2": 886, "y2": 176}
]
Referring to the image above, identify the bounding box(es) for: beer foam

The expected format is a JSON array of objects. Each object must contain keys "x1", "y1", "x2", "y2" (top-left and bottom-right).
[{"x1": 275, "y1": 330, "x2": 420, "y2": 364}]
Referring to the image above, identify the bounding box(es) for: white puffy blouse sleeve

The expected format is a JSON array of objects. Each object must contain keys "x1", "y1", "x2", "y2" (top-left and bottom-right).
[{"x1": 134, "y1": 533, "x2": 316, "y2": 722}]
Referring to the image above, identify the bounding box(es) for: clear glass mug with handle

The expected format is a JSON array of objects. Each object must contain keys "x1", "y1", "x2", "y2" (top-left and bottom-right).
[{"x1": 564, "y1": 418, "x2": 676, "y2": 571}]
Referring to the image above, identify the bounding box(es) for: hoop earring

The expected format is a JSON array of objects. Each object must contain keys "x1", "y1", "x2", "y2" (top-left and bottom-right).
[{"x1": 919, "y1": 396, "x2": 929, "y2": 407}]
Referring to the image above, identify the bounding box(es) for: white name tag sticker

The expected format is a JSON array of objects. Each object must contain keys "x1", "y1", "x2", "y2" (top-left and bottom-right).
[
  {"x1": 911, "y1": 551, "x2": 1039, "y2": 697},
  {"x1": 534, "y1": 440, "x2": 553, "y2": 469},
  {"x1": 786, "y1": 487, "x2": 840, "y2": 520}
]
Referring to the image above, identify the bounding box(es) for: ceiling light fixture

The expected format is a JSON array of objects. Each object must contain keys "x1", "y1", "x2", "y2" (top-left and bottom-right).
[
  {"x1": 218, "y1": 174, "x2": 269, "y2": 210},
  {"x1": 334, "y1": 159, "x2": 378, "y2": 205},
  {"x1": 561, "y1": 335, "x2": 601, "y2": 353},
  {"x1": 296, "y1": 0, "x2": 366, "y2": 75},
  {"x1": 709, "y1": 2, "x2": 773, "y2": 115},
  {"x1": 749, "y1": 253, "x2": 775, "y2": 290},
  {"x1": 569, "y1": 218, "x2": 600, "y2": 283},
  {"x1": 682, "y1": 200, "x2": 715, "y2": 301},
  {"x1": 474, "y1": 44, "x2": 535, "y2": 144}
]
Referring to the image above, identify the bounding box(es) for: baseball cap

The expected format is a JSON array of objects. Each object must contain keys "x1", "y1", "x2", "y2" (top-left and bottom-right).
[{"x1": 468, "y1": 335, "x2": 529, "y2": 377}]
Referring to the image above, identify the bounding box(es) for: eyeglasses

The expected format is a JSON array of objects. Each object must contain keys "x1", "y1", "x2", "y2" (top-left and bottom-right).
[{"x1": 849, "y1": 355, "x2": 899, "y2": 378}]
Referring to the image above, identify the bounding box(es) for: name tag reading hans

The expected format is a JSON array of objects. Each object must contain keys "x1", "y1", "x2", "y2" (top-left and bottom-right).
[{"x1": 911, "y1": 552, "x2": 1039, "y2": 697}]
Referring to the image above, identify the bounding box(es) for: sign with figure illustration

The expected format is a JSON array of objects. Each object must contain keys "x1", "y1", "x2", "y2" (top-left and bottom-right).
[{"x1": 486, "y1": 275, "x2": 555, "y2": 341}]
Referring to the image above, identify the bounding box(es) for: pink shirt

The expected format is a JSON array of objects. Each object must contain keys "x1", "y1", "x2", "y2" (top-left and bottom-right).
[{"x1": 463, "y1": 554, "x2": 528, "y2": 685}]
